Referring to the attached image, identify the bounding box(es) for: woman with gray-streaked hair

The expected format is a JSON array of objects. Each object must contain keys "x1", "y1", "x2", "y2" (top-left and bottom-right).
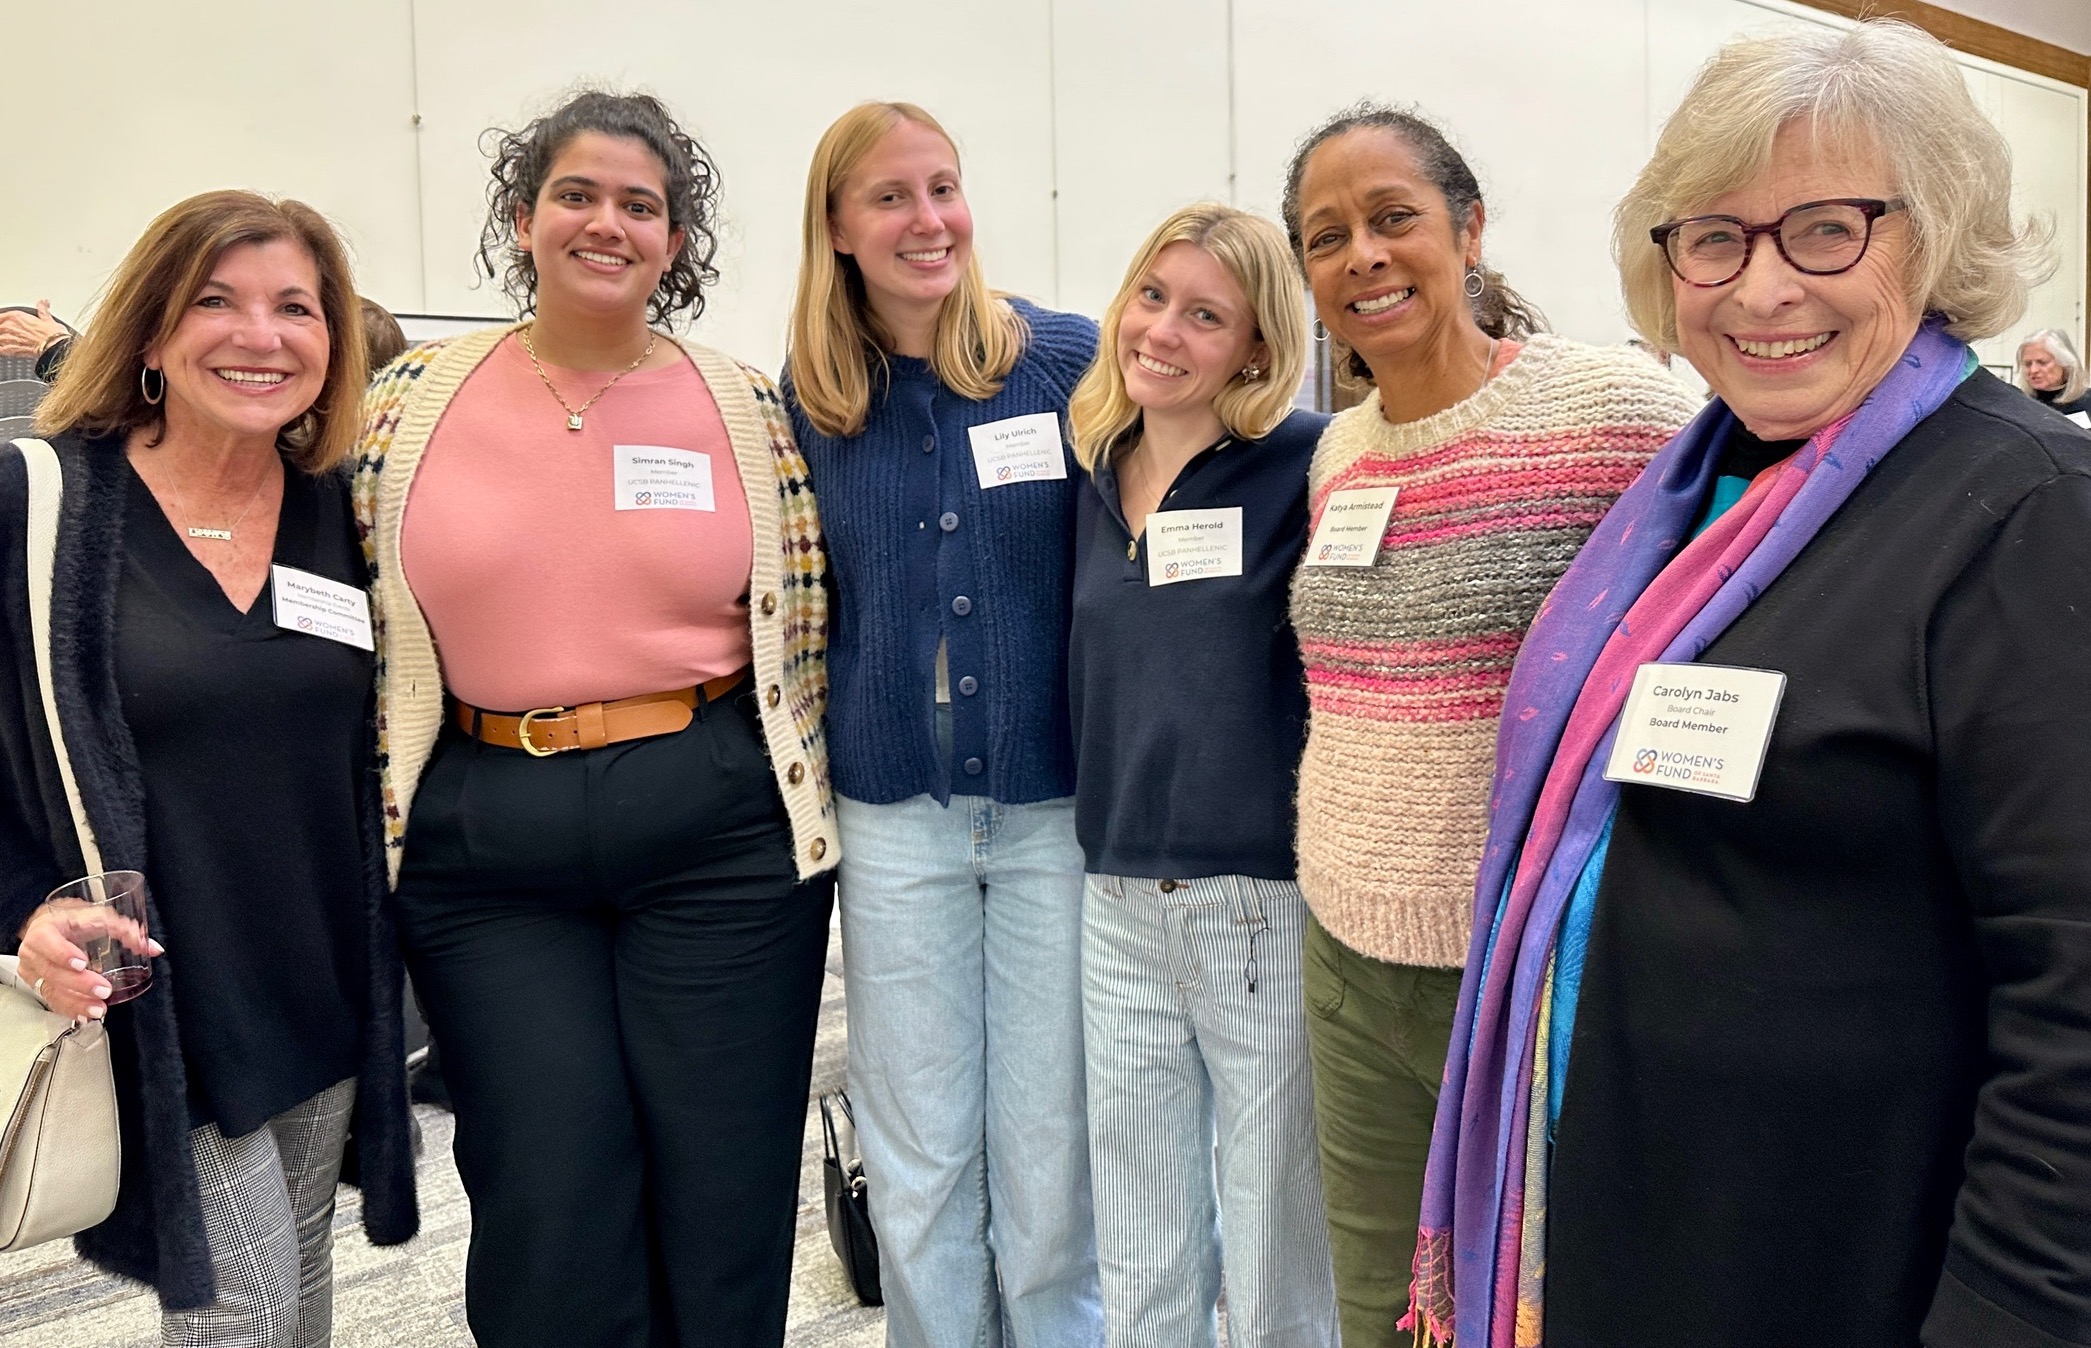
[
  {"x1": 1415, "y1": 19, "x2": 2091, "y2": 1348},
  {"x1": 2017, "y1": 327, "x2": 2091, "y2": 418}
]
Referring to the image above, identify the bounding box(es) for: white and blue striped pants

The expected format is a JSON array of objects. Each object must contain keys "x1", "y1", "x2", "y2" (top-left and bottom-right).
[{"x1": 1081, "y1": 873, "x2": 1337, "y2": 1348}]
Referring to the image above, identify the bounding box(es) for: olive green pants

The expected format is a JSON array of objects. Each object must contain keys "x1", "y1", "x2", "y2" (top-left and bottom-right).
[{"x1": 1302, "y1": 914, "x2": 1464, "y2": 1348}]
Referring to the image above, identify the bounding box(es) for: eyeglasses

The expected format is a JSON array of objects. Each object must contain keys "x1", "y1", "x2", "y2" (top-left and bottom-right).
[{"x1": 1650, "y1": 198, "x2": 1905, "y2": 287}]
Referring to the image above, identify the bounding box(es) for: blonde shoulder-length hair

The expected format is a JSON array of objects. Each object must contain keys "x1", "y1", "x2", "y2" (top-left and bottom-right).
[
  {"x1": 787, "y1": 101, "x2": 1027, "y2": 438},
  {"x1": 1615, "y1": 18, "x2": 2050, "y2": 353},
  {"x1": 2018, "y1": 328, "x2": 2089, "y2": 403},
  {"x1": 1068, "y1": 203, "x2": 1307, "y2": 471},
  {"x1": 36, "y1": 190, "x2": 366, "y2": 473}
]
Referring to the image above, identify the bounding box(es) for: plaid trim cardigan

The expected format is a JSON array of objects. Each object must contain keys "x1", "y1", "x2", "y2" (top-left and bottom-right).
[{"x1": 351, "y1": 325, "x2": 839, "y2": 883}]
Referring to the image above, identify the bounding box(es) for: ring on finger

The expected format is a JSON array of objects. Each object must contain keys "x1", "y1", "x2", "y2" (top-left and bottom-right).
[{"x1": 33, "y1": 976, "x2": 47, "y2": 998}]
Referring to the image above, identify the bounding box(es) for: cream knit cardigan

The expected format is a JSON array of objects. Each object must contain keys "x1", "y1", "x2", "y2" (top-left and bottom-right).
[{"x1": 352, "y1": 325, "x2": 839, "y2": 885}]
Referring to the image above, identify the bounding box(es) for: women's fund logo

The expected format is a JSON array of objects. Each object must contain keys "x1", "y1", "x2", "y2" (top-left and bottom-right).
[
  {"x1": 633, "y1": 491, "x2": 653, "y2": 506},
  {"x1": 1632, "y1": 748, "x2": 1658, "y2": 774}
]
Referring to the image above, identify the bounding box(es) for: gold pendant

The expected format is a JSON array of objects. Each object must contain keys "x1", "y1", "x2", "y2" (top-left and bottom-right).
[
  {"x1": 187, "y1": 526, "x2": 234, "y2": 542},
  {"x1": 568, "y1": 413, "x2": 585, "y2": 431}
]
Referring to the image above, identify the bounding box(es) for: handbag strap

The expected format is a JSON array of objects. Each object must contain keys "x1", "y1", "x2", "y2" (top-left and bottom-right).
[{"x1": 15, "y1": 438, "x2": 104, "y2": 877}]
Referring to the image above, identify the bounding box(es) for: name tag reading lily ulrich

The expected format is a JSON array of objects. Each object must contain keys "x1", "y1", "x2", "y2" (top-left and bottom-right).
[{"x1": 1602, "y1": 662, "x2": 1786, "y2": 802}]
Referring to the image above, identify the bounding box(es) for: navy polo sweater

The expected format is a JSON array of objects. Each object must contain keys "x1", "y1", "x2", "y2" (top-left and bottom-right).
[
  {"x1": 787, "y1": 300, "x2": 1098, "y2": 805},
  {"x1": 1069, "y1": 407, "x2": 1327, "y2": 879}
]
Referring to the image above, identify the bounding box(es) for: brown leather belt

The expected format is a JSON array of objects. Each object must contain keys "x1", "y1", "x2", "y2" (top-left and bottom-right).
[{"x1": 455, "y1": 670, "x2": 749, "y2": 757}]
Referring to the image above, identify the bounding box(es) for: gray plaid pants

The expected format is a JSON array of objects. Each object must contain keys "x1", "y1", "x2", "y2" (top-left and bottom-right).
[{"x1": 162, "y1": 1077, "x2": 357, "y2": 1348}]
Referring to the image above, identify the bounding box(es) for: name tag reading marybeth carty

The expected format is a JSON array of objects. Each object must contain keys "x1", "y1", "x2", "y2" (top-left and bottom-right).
[
  {"x1": 269, "y1": 566, "x2": 374, "y2": 651},
  {"x1": 968, "y1": 413, "x2": 1068, "y2": 488},
  {"x1": 614, "y1": 445, "x2": 715, "y2": 511},
  {"x1": 1602, "y1": 662, "x2": 1786, "y2": 802},
  {"x1": 1145, "y1": 507, "x2": 1244, "y2": 586},
  {"x1": 1303, "y1": 486, "x2": 1399, "y2": 567}
]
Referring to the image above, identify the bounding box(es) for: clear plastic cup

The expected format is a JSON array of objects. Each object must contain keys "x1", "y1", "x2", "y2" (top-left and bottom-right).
[{"x1": 44, "y1": 871, "x2": 154, "y2": 1004}]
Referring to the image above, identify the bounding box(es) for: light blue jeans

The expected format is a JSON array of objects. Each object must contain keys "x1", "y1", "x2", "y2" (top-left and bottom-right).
[
  {"x1": 1083, "y1": 874, "x2": 1336, "y2": 1348},
  {"x1": 836, "y1": 792, "x2": 1102, "y2": 1348}
]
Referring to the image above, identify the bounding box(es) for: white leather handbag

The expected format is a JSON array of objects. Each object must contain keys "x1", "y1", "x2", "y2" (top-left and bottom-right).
[{"x1": 0, "y1": 437, "x2": 122, "y2": 1252}]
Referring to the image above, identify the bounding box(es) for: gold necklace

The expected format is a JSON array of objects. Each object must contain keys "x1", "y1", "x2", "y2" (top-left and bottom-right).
[
  {"x1": 518, "y1": 325, "x2": 658, "y2": 431},
  {"x1": 162, "y1": 458, "x2": 274, "y2": 543}
]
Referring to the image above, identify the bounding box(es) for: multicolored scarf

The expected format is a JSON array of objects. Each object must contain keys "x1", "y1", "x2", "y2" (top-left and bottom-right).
[{"x1": 1408, "y1": 320, "x2": 1972, "y2": 1347}]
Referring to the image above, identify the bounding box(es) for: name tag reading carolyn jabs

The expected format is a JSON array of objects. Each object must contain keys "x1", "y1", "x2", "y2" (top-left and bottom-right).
[
  {"x1": 1602, "y1": 662, "x2": 1786, "y2": 802},
  {"x1": 1145, "y1": 507, "x2": 1244, "y2": 587},
  {"x1": 270, "y1": 566, "x2": 374, "y2": 651},
  {"x1": 968, "y1": 413, "x2": 1068, "y2": 488}
]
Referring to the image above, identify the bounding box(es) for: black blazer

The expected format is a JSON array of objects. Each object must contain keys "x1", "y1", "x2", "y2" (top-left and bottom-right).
[{"x1": 0, "y1": 431, "x2": 415, "y2": 1309}]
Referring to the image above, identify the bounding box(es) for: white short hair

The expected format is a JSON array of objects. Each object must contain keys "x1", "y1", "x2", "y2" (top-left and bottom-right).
[
  {"x1": 2018, "y1": 328, "x2": 2089, "y2": 402},
  {"x1": 1615, "y1": 19, "x2": 2051, "y2": 351}
]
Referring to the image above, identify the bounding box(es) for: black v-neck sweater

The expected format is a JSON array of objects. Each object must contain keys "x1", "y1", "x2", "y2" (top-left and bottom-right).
[{"x1": 115, "y1": 461, "x2": 370, "y2": 1136}]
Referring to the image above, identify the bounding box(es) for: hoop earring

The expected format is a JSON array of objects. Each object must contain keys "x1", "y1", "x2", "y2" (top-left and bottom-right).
[
  {"x1": 139, "y1": 366, "x2": 165, "y2": 405},
  {"x1": 1463, "y1": 267, "x2": 1486, "y2": 300},
  {"x1": 1312, "y1": 319, "x2": 1328, "y2": 342}
]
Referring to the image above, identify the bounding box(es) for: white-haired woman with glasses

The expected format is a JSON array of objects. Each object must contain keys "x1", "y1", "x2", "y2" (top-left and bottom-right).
[
  {"x1": 1416, "y1": 20, "x2": 2091, "y2": 1348},
  {"x1": 2016, "y1": 327, "x2": 2091, "y2": 419},
  {"x1": 1066, "y1": 202, "x2": 1333, "y2": 1348}
]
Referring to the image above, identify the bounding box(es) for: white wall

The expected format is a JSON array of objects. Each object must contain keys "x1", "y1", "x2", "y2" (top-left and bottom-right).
[{"x1": 3, "y1": 0, "x2": 2081, "y2": 376}]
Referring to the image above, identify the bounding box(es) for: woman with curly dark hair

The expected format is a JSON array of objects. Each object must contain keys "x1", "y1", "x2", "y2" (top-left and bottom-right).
[{"x1": 352, "y1": 89, "x2": 840, "y2": 1348}]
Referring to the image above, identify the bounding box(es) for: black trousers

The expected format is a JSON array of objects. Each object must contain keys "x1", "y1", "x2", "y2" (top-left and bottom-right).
[{"x1": 397, "y1": 685, "x2": 834, "y2": 1348}]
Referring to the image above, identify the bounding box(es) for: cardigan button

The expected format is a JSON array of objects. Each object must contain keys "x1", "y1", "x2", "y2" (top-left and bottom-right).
[
  {"x1": 810, "y1": 838, "x2": 828, "y2": 862},
  {"x1": 939, "y1": 511, "x2": 959, "y2": 533},
  {"x1": 957, "y1": 675, "x2": 978, "y2": 696},
  {"x1": 766, "y1": 685, "x2": 781, "y2": 708},
  {"x1": 787, "y1": 762, "x2": 806, "y2": 786},
  {"x1": 760, "y1": 593, "x2": 778, "y2": 616},
  {"x1": 922, "y1": 435, "x2": 935, "y2": 454},
  {"x1": 951, "y1": 595, "x2": 972, "y2": 616},
  {"x1": 963, "y1": 757, "x2": 984, "y2": 775}
]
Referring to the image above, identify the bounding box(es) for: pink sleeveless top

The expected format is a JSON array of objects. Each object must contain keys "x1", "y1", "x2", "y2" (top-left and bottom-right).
[{"x1": 402, "y1": 336, "x2": 754, "y2": 711}]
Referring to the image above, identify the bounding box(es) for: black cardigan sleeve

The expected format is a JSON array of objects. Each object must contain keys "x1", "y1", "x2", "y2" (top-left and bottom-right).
[
  {"x1": 0, "y1": 444, "x2": 73, "y2": 942},
  {"x1": 1923, "y1": 470, "x2": 2091, "y2": 1348}
]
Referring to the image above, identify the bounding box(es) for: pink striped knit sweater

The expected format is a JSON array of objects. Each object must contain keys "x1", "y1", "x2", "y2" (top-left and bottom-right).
[{"x1": 1290, "y1": 335, "x2": 1699, "y2": 967}]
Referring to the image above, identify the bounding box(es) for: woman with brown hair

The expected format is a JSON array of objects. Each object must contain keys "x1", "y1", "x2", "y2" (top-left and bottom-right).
[{"x1": 0, "y1": 189, "x2": 417, "y2": 1342}]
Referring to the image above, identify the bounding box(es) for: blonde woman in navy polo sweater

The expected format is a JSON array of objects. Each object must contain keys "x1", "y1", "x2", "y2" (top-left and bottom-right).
[
  {"x1": 1068, "y1": 203, "x2": 1334, "y2": 1348},
  {"x1": 784, "y1": 101, "x2": 1102, "y2": 1347}
]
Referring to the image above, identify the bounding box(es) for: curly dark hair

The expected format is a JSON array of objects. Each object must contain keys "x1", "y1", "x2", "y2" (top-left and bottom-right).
[
  {"x1": 477, "y1": 89, "x2": 722, "y2": 325},
  {"x1": 1281, "y1": 102, "x2": 1546, "y2": 380}
]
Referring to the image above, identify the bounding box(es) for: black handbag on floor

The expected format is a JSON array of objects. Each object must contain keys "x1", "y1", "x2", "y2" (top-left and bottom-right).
[{"x1": 819, "y1": 1090, "x2": 882, "y2": 1306}]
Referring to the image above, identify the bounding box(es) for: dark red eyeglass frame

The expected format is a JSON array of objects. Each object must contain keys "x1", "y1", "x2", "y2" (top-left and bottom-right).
[{"x1": 1649, "y1": 197, "x2": 1906, "y2": 287}]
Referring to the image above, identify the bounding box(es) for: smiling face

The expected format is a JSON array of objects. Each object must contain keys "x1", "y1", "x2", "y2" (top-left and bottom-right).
[
  {"x1": 1295, "y1": 127, "x2": 1481, "y2": 380},
  {"x1": 516, "y1": 131, "x2": 683, "y2": 323},
  {"x1": 147, "y1": 238, "x2": 330, "y2": 445},
  {"x1": 1672, "y1": 123, "x2": 1919, "y2": 441},
  {"x1": 1117, "y1": 240, "x2": 1262, "y2": 423},
  {"x1": 2021, "y1": 341, "x2": 2066, "y2": 392},
  {"x1": 828, "y1": 119, "x2": 975, "y2": 337}
]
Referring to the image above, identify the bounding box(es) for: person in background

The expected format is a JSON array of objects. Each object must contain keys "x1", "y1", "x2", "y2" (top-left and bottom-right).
[
  {"x1": 355, "y1": 89, "x2": 838, "y2": 1348},
  {"x1": 1066, "y1": 201, "x2": 1334, "y2": 1348},
  {"x1": 1417, "y1": 21, "x2": 2090, "y2": 1348},
  {"x1": 0, "y1": 191, "x2": 416, "y2": 1342},
  {"x1": 2015, "y1": 327, "x2": 2091, "y2": 419},
  {"x1": 0, "y1": 299, "x2": 76, "y2": 381},
  {"x1": 784, "y1": 100, "x2": 1102, "y2": 1348},
  {"x1": 1278, "y1": 101, "x2": 1699, "y2": 1346},
  {"x1": 359, "y1": 298, "x2": 408, "y2": 375}
]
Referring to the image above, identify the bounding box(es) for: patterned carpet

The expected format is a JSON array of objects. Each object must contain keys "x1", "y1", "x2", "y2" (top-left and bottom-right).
[{"x1": 0, "y1": 930, "x2": 885, "y2": 1347}]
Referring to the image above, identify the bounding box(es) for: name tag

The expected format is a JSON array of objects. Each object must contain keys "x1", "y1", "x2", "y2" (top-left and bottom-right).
[
  {"x1": 1303, "y1": 486, "x2": 1399, "y2": 567},
  {"x1": 270, "y1": 565, "x2": 373, "y2": 651},
  {"x1": 1602, "y1": 662, "x2": 1786, "y2": 802},
  {"x1": 614, "y1": 445, "x2": 715, "y2": 512},
  {"x1": 968, "y1": 413, "x2": 1068, "y2": 488},
  {"x1": 1146, "y1": 507, "x2": 1244, "y2": 586}
]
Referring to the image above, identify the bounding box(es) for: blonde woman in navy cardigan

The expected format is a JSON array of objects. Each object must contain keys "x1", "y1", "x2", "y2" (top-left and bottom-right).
[
  {"x1": 1067, "y1": 203, "x2": 1333, "y2": 1348},
  {"x1": 784, "y1": 101, "x2": 1101, "y2": 1347}
]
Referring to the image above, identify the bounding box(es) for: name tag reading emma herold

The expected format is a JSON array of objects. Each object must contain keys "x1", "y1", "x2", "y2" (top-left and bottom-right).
[
  {"x1": 614, "y1": 445, "x2": 716, "y2": 511},
  {"x1": 270, "y1": 566, "x2": 374, "y2": 651},
  {"x1": 968, "y1": 413, "x2": 1068, "y2": 488},
  {"x1": 1303, "y1": 486, "x2": 1399, "y2": 567},
  {"x1": 1146, "y1": 507, "x2": 1244, "y2": 587},
  {"x1": 1602, "y1": 662, "x2": 1786, "y2": 802}
]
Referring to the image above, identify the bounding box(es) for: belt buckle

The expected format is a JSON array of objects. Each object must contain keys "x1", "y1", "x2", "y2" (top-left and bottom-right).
[{"x1": 515, "y1": 706, "x2": 569, "y2": 757}]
